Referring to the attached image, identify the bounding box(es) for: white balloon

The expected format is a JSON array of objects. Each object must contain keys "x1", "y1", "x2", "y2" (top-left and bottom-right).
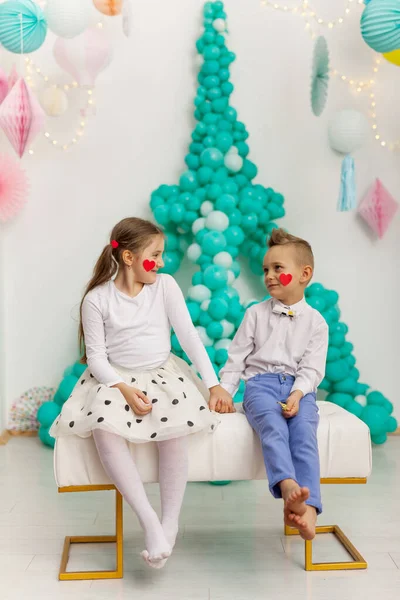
[
  {"x1": 196, "y1": 326, "x2": 213, "y2": 347},
  {"x1": 226, "y1": 146, "x2": 239, "y2": 155},
  {"x1": 224, "y1": 153, "x2": 243, "y2": 173},
  {"x1": 187, "y1": 243, "x2": 202, "y2": 262},
  {"x1": 215, "y1": 338, "x2": 231, "y2": 351},
  {"x1": 328, "y1": 110, "x2": 368, "y2": 154},
  {"x1": 40, "y1": 86, "x2": 68, "y2": 117},
  {"x1": 201, "y1": 299, "x2": 211, "y2": 311},
  {"x1": 227, "y1": 270, "x2": 235, "y2": 285},
  {"x1": 206, "y1": 210, "x2": 229, "y2": 231},
  {"x1": 213, "y1": 251, "x2": 233, "y2": 268},
  {"x1": 200, "y1": 201, "x2": 214, "y2": 217},
  {"x1": 188, "y1": 285, "x2": 211, "y2": 303},
  {"x1": 213, "y1": 18, "x2": 226, "y2": 32},
  {"x1": 192, "y1": 217, "x2": 206, "y2": 235},
  {"x1": 221, "y1": 320, "x2": 235, "y2": 337},
  {"x1": 45, "y1": 0, "x2": 91, "y2": 39}
]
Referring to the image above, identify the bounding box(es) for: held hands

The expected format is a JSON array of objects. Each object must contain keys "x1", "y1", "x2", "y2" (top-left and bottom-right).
[
  {"x1": 209, "y1": 385, "x2": 235, "y2": 414},
  {"x1": 281, "y1": 390, "x2": 303, "y2": 419},
  {"x1": 112, "y1": 383, "x2": 152, "y2": 416}
]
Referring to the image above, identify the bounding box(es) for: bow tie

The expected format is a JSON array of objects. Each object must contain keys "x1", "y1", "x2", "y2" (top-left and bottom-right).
[{"x1": 272, "y1": 304, "x2": 296, "y2": 318}]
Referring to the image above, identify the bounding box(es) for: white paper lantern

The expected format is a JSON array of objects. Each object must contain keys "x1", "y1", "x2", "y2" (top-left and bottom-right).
[
  {"x1": 196, "y1": 326, "x2": 213, "y2": 347},
  {"x1": 40, "y1": 86, "x2": 68, "y2": 117},
  {"x1": 45, "y1": 0, "x2": 91, "y2": 39},
  {"x1": 192, "y1": 217, "x2": 206, "y2": 235},
  {"x1": 206, "y1": 210, "x2": 229, "y2": 231},
  {"x1": 213, "y1": 251, "x2": 233, "y2": 268},
  {"x1": 200, "y1": 200, "x2": 214, "y2": 217},
  {"x1": 328, "y1": 110, "x2": 368, "y2": 154},
  {"x1": 187, "y1": 243, "x2": 202, "y2": 262},
  {"x1": 188, "y1": 284, "x2": 211, "y2": 302}
]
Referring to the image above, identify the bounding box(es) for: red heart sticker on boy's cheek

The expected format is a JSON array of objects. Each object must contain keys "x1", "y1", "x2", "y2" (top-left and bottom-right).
[
  {"x1": 143, "y1": 260, "x2": 156, "y2": 272},
  {"x1": 279, "y1": 273, "x2": 292, "y2": 286}
]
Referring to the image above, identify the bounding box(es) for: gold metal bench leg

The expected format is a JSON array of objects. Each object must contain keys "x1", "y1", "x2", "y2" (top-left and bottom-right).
[
  {"x1": 284, "y1": 523, "x2": 367, "y2": 571},
  {"x1": 59, "y1": 489, "x2": 123, "y2": 581}
]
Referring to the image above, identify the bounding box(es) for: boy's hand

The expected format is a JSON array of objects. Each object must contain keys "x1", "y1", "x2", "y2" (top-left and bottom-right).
[
  {"x1": 283, "y1": 390, "x2": 303, "y2": 419},
  {"x1": 209, "y1": 385, "x2": 235, "y2": 414}
]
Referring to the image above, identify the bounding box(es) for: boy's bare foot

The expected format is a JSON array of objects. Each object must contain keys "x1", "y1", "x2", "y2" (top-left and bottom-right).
[
  {"x1": 287, "y1": 505, "x2": 317, "y2": 540},
  {"x1": 285, "y1": 486, "x2": 309, "y2": 517}
]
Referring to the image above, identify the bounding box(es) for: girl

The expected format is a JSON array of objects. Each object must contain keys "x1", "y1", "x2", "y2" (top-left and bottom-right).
[{"x1": 50, "y1": 217, "x2": 233, "y2": 568}]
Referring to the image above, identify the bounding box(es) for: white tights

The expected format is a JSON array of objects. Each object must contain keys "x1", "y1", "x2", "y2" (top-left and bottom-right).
[{"x1": 93, "y1": 429, "x2": 188, "y2": 563}]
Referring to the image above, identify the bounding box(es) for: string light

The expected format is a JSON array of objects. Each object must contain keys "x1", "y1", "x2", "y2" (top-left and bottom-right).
[{"x1": 262, "y1": 0, "x2": 364, "y2": 31}]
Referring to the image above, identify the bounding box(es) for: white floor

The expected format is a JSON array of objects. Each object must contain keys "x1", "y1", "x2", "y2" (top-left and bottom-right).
[{"x1": 1, "y1": 437, "x2": 399, "y2": 600}]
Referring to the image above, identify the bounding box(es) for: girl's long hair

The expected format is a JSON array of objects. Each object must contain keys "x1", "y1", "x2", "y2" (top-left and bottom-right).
[{"x1": 79, "y1": 217, "x2": 164, "y2": 362}]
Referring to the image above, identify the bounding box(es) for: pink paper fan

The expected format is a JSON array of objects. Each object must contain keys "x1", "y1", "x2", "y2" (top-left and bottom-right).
[
  {"x1": 0, "y1": 153, "x2": 29, "y2": 222},
  {"x1": 0, "y1": 77, "x2": 45, "y2": 158},
  {"x1": 358, "y1": 178, "x2": 398, "y2": 239},
  {"x1": 0, "y1": 67, "x2": 8, "y2": 104}
]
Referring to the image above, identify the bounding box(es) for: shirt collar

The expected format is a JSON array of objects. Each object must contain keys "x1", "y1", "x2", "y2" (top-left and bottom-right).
[{"x1": 272, "y1": 297, "x2": 306, "y2": 317}]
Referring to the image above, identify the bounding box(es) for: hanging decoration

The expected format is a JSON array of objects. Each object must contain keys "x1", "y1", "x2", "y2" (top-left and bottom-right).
[
  {"x1": 328, "y1": 110, "x2": 368, "y2": 211},
  {"x1": 310, "y1": 35, "x2": 329, "y2": 116},
  {"x1": 0, "y1": 68, "x2": 9, "y2": 104},
  {"x1": 8, "y1": 64, "x2": 19, "y2": 89},
  {"x1": 8, "y1": 387, "x2": 56, "y2": 433},
  {"x1": 0, "y1": 0, "x2": 47, "y2": 54},
  {"x1": 44, "y1": 0, "x2": 91, "y2": 39},
  {"x1": 122, "y1": 0, "x2": 133, "y2": 37},
  {"x1": 0, "y1": 77, "x2": 45, "y2": 157},
  {"x1": 360, "y1": 0, "x2": 400, "y2": 53},
  {"x1": 93, "y1": 0, "x2": 123, "y2": 17},
  {"x1": 0, "y1": 152, "x2": 29, "y2": 222},
  {"x1": 357, "y1": 178, "x2": 398, "y2": 238},
  {"x1": 382, "y1": 48, "x2": 400, "y2": 66},
  {"x1": 40, "y1": 86, "x2": 69, "y2": 117},
  {"x1": 53, "y1": 27, "x2": 113, "y2": 88}
]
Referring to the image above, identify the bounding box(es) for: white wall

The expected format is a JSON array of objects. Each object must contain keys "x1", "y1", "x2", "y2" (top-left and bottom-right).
[{"x1": 1, "y1": 0, "x2": 399, "y2": 428}]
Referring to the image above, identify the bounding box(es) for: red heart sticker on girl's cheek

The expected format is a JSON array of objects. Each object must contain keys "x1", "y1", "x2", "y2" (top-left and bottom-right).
[
  {"x1": 279, "y1": 273, "x2": 292, "y2": 286},
  {"x1": 143, "y1": 260, "x2": 156, "y2": 272}
]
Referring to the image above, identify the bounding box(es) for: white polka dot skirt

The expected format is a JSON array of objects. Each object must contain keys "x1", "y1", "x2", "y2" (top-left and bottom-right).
[{"x1": 50, "y1": 354, "x2": 220, "y2": 443}]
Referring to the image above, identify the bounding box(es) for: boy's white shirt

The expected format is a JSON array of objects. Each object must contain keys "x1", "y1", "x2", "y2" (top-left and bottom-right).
[{"x1": 219, "y1": 297, "x2": 329, "y2": 398}]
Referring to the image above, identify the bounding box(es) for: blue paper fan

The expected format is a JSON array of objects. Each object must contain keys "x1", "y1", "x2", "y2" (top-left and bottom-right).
[{"x1": 311, "y1": 36, "x2": 330, "y2": 117}]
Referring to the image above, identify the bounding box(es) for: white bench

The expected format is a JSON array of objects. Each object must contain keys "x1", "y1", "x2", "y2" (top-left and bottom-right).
[{"x1": 54, "y1": 400, "x2": 372, "y2": 580}]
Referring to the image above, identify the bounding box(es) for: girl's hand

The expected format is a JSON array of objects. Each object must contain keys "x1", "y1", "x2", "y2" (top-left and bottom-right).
[
  {"x1": 112, "y1": 383, "x2": 152, "y2": 416},
  {"x1": 209, "y1": 385, "x2": 236, "y2": 414}
]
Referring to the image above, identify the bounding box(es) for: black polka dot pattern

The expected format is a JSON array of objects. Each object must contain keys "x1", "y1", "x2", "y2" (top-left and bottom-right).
[
  {"x1": 81, "y1": 380, "x2": 85, "y2": 385},
  {"x1": 97, "y1": 417, "x2": 104, "y2": 423},
  {"x1": 104, "y1": 400, "x2": 111, "y2": 405},
  {"x1": 125, "y1": 405, "x2": 130, "y2": 412},
  {"x1": 172, "y1": 399, "x2": 179, "y2": 405},
  {"x1": 90, "y1": 373, "x2": 94, "y2": 378},
  {"x1": 87, "y1": 412, "x2": 92, "y2": 416},
  {"x1": 200, "y1": 406, "x2": 206, "y2": 411},
  {"x1": 136, "y1": 419, "x2": 142, "y2": 423},
  {"x1": 97, "y1": 387, "x2": 102, "y2": 393},
  {"x1": 152, "y1": 398, "x2": 158, "y2": 404},
  {"x1": 178, "y1": 377, "x2": 184, "y2": 382},
  {"x1": 161, "y1": 417, "x2": 168, "y2": 422},
  {"x1": 157, "y1": 374, "x2": 163, "y2": 379},
  {"x1": 69, "y1": 421, "x2": 74, "y2": 428},
  {"x1": 187, "y1": 421, "x2": 194, "y2": 427},
  {"x1": 127, "y1": 422, "x2": 131, "y2": 428},
  {"x1": 131, "y1": 377, "x2": 136, "y2": 383},
  {"x1": 183, "y1": 392, "x2": 187, "y2": 399},
  {"x1": 151, "y1": 380, "x2": 157, "y2": 384},
  {"x1": 142, "y1": 391, "x2": 147, "y2": 396},
  {"x1": 150, "y1": 433, "x2": 157, "y2": 439},
  {"x1": 162, "y1": 381, "x2": 167, "y2": 385}
]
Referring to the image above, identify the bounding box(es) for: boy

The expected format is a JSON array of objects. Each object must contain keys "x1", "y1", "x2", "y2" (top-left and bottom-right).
[{"x1": 210, "y1": 229, "x2": 328, "y2": 540}]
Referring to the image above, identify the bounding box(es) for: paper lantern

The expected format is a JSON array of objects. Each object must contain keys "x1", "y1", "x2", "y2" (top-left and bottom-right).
[
  {"x1": 0, "y1": 0, "x2": 47, "y2": 54},
  {"x1": 53, "y1": 28, "x2": 113, "y2": 87},
  {"x1": 40, "y1": 86, "x2": 68, "y2": 117},
  {"x1": 0, "y1": 78, "x2": 46, "y2": 157},
  {"x1": 93, "y1": 0, "x2": 122, "y2": 16},
  {"x1": 358, "y1": 178, "x2": 398, "y2": 238},
  {"x1": 0, "y1": 152, "x2": 29, "y2": 222},
  {"x1": 0, "y1": 68, "x2": 8, "y2": 104},
  {"x1": 8, "y1": 64, "x2": 18, "y2": 89},
  {"x1": 328, "y1": 110, "x2": 368, "y2": 154},
  {"x1": 311, "y1": 36, "x2": 329, "y2": 117},
  {"x1": 8, "y1": 387, "x2": 56, "y2": 433},
  {"x1": 45, "y1": 0, "x2": 91, "y2": 39},
  {"x1": 122, "y1": 0, "x2": 132, "y2": 37},
  {"x1": 361, "y1": 0, "x2": 400, "y2": 53}
]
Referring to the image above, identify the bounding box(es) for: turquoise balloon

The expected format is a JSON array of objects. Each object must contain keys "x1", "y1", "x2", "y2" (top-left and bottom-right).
[
  {"x1": 180, "y1": 170, "x2": 198, "y2": 191},
  {"x1": 150, "y1": 194, "x2": 164, "y2": 210},
  {"x1": 203, "y1": 265, "x2": 228, "y2": 290},
  {"x1": 37, "y1": 401, "x2": 60, "y2": 428},
  {"x1": 185, "y1": 154, "x2": 200, "y2": 170},
  {"x1": 206, "y1": 346, "x2": 216, "y2": 362},
  {"x1": 371, "y1": 433, "x2": 387, "y2": 445},
  {"x1": 201, "y1": 231, "x2": 227, "y2": 256},
  {"x1": 215, "y1": 348, "x2": 228, "y2": 365},
  {"x1": 224, "y1": 226, "x2": 245, "y2": 246},
  {"x1": 215, "y1": 132, "x2": 233, "y2": 152},
  {"x1": 346, "y1": 400, "x2": 363, "y2": 418},
  {"x1": 307, "y1": 296, "x2": 326, "y2": 312},
  {"x1": 53, "y1": 390, "x2": 64, "y2": 407},
  {"x1": 73, "y1": 362, "x2": 86, "y2": 378},
  {"x1": 216, "y1": 193, "x2": 236, "y2": 213},
  {"x1": 366, "y1": 391, "x2": 386, "y2": 406},
  {"x1": 0, "y1": 0, "x2": 47, "y2": 53},
  {"x1": 203, "y1": 60, "x2": 220, "y2": 74},
  {"x1": 203, "y1": 75, "x2": 219, "y2": 88},
  {"x1": 161, "y1": 251, "x2": 181, "y2": 274},
  {"x1": 204, "y1": 45, "x2": 220, "y2": 60},
  {"x1": 187, "y1": 301, "x2": 201, "y2": 322},
  {"x1": 207, "y1": 183, "x2": 222, "y2": 200},
  {"x1": 319, "y1": 377, "x2": 332, "y2": 392},
  {"x1": 325, "y1": 360, "x2": 350, "y2": 382},
  {"x1": 325, "y1": 290, "x2": 339, "y2": 307},
  {"x1": 386, "y1": 416, "x2": 398, "y2": 433},
  {"x1": 171, "y1": 333, "x2": 181, "y2": 352},
  {"x1": 241, "y1": 159, "x2": 257, "y2": 179},
  {"x1": 327, "y1": 346, "x2": 341, "y2": 362},
  {"x1": 356, "y1": 383, "x2": 369, "y2": 396},
  {"x1": 333, "y1": 377, "x2": 357, "y2": 395},
  {"x1": 201, "y1": 147, "x2": 224, "y2": 168},
  {"x1": 212, "y1": 167, "x2": 229, "y2": 184},
  {"x1": 206, "y1": 321, "x2": 223, "y2": 339},
  {"x1": 154, "y1": 205, "x2": 170, "y2": 226},
  {"x1": 192, "y1": 272, "x2": 203, "y2": 285},
  {"x1": 330, "y1": 332, "x2": 346, "y2": 347},
  {"x1": 39, "y1": 426, "x2": 55, "y2": 449},
  {"x1": 58, "y1": 375, "x2": 78, "y2": 402},
  {"x1": 361, "y1": 405, "x2": 388, "y2": 436},
  {"x1": 340, "y1": 342, "x2": 354, "y2": 357},
  {"x1": 199, "y1": 311, "x2": 212, "y2": 327},
  {"x1": 212, "y1": 97, "x2": 229, "y2": 113},
  {"x1": 326, "y1": 392, "x2": 352, "y2": 408},
  {"x1": 306, "y1": 283, "x2": 325, "y2": 297},
  {"x1": 208, "y1": 297, "x2": 229, "y2": 320},
  {"x1": 197, "y1": 166, "x2": 213, "y2": 185}
]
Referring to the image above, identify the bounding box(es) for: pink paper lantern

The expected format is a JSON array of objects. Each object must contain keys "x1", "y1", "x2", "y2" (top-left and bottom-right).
[
  {"x1": 0, "y1": 78, "x2": 45, "y2": 158},
  {"x1": 0, "y1": 152, "x2": 29, "y2": 222},
  {"x1": 358, "y1": 178, "x2": 398, "y2": 239},
  {"x1": 8, "y1": 64, "x2": 19, "y2": 89},
  {"x1": 0, "y1": 67, "x2": 9, "y2": 104},
  {"x1": 53, "y1": 28, "x2": 113, "y2": 87}
]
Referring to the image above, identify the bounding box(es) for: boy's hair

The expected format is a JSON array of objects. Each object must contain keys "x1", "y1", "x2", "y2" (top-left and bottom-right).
[
  {"x1": 79, "y1": 217, "x2": 164, "y2": 361},
  {"x1": 267, "y1": 228, "x2": 314, "y2": 269}
]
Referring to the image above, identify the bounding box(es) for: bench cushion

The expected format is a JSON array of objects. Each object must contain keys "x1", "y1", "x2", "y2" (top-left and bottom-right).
[{"x1": 54, "y1": 402, "x2": 372, "y2": 487}]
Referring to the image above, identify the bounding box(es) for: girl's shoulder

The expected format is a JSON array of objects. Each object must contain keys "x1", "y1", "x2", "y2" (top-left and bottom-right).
[{"x1": 84, "y1": 281, "x2": 112, "y2": 307}]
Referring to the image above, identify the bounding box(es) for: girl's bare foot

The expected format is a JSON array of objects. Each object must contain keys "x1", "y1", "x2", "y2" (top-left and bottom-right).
[{"x1": 288, "y1": 505, "x2": 317, "y2": 540}]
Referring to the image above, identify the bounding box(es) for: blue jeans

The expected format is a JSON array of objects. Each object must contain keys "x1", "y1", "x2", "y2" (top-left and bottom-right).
[{"x1": 243, "y1": 373, "x2": 322, "y2": 514}]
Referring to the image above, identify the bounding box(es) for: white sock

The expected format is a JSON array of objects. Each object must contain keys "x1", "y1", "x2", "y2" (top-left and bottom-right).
[
  {"x1": 158, "y1": 436, "x2": 188, "y2": 548},
  {"x1": 93, "y1": 429, "x2": 170, "y2": 562}
]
